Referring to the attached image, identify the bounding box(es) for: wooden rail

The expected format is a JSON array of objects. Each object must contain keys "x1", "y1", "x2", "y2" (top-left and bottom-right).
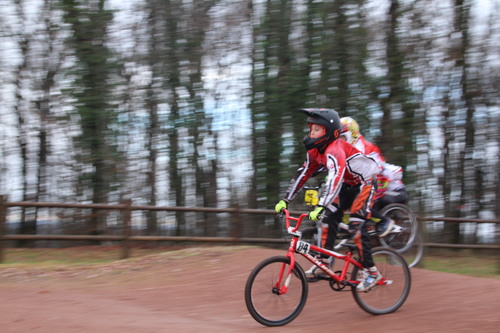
[{"x1": 0, "y1": 196, "x2": 499, "y2": 263}]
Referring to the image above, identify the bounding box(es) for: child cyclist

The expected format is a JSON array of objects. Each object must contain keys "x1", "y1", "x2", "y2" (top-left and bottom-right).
[
  {"x1": 339, "y1": 116, "x2": 385, "y2": 165},
  {"x1": 275, "y1": 108, "x2": 389, "y2": 291},
  {"x1": 372, "y1": 162, "x2": 408, "y2": 211},
  {"x1": 340, "y1": 116, "x2": 403, "y2": 227}
]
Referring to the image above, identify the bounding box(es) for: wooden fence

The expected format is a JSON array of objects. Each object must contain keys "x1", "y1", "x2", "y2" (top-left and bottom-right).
[{"x1": 0, "y1": 196, "x2": 499, "y2": 263}]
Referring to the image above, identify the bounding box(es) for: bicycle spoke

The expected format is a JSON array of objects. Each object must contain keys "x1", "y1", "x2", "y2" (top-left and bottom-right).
[
  {"x1": 351, "y1": 247, "x2": 411, "y2": 315},
  {"x1": 379, "y1": 204, "x2": 418, "y2": 254},
  {"x1": 245, "y1": 256, "x2": 308, "y2": 326},
  {"x1": 400, "y1": 233, "x2": 424, "y2": 268}
]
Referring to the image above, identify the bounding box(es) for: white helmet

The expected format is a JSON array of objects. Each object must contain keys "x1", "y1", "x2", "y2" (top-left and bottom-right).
[{"x1": 340, "y1": 117, "x2": 360, "y2": 145}]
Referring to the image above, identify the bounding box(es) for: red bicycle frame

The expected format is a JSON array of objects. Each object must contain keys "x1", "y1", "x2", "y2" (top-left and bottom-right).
[{"x1": 276, "y1": 209, "x2": 372, "y2": 294}]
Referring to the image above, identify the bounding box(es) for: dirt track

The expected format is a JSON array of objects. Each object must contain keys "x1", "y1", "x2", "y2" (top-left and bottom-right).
[{"x1": 1, "y1": 246, "x2": 499, "y2": 333}]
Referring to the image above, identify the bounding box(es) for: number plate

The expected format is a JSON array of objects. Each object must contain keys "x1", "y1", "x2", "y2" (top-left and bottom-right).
[{"x1": 296, "y1": 241, "x2": 310, "y2": 254}]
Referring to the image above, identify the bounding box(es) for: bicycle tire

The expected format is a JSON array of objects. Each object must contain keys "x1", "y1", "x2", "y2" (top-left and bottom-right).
[
  {"x1": 379, "y1": 203, "x2": 418, "y2": 254},
  {"x1": 401, "y1": 232, "x2": 424, "y2": 268},
  {"x1": 351, "y1": 247, "x2": 411, "y2": 315},
  {"x1": 245, "y1": 256, "x2": 308, "y2": 327}
]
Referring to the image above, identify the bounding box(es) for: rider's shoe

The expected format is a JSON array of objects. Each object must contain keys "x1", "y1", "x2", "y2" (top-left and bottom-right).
[
  {"x1": 305, "y1": 264, "x2": 328, "y2": 279},
  {"x1": 305, "y1": 266, "x2": 317, "y2": 279},
  {"x1": 338, "y1": 222, "x2": 349, "y2": 232},
  {"x1": 337, "y1": 222, "x2": 351, "y2": 238},
  {"x1": 306, "y1": 256, "x2": 333, "y2": 279},
  {"x1": 357, "y1": 266, "x2": 382, "y2": 292},
  {"x1": 376, "y1": 218, "x2": 395, "y2": 238}
]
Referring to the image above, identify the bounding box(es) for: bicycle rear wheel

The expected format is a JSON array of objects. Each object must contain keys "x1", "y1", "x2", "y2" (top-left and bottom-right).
[
  {"x1": 400, "y1": 232, "x2": 424, "y2": 268},
  {"x1": 245, "y1": 256, "x2": 308, "y2": 327},
  {"x1": 351, "y1": 247, "x2": 411, "y2": 315},
  {"x1": 379, "y1": 203, "x2": 418, "y2": 253}
]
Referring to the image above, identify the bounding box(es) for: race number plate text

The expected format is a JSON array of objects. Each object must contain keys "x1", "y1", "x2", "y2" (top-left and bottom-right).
[{"x1": 296, "y1": 241, "x2": 310, "y2": 254}]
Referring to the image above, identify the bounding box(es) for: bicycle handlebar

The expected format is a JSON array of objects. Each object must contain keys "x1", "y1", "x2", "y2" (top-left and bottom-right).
[{"x1": 282, "y1": 209, "x2": 308, "y2": 232}]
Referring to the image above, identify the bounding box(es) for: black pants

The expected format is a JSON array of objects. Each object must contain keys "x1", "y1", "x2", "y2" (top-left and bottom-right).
[
  {"x1": 322, "y1": 183, "x2": 374, "y2": 268},
  {"x1": 373, "y1": 188, "x2": 408, "y2": 211}
]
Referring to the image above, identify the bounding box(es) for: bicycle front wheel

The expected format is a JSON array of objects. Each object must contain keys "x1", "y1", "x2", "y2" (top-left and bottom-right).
[
  {"x1": 245, "y1": 256, "x2": 308, "y2": 327},
  {"x1": 351, "y1": 247, "x2": 411, "y2": 315},
  {"x1": 379, "y1": 203, "x2": 418, "y2": 253}
]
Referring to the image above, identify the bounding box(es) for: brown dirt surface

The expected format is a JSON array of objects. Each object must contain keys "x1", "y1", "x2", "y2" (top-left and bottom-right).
[{"x1": 1, "y1": 245, "x2": 499, "y2": 333}]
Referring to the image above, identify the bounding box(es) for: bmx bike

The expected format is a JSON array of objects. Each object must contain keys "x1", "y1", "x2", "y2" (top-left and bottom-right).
[
  {"x1": 299, "y1": 203, "x2": 424, "y2": 272},
  {"x1": 299, "y1": 186, "x2": 424, "y2": 269},
  {"x1": 378, "y1": 203, "x2": 424, "y2": 268},
  {"x1": 245, "y1": 209, "x2": 411, "y2": 327}
]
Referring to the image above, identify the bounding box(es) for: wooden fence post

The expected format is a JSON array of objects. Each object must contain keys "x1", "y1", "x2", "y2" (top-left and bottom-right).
[
  {"x1": 121, "y1": 199, "x2": 132, "y2": 260},
  {"x1": 230, "y1": 203, "x2": 242, "y2": 240},
  {"x1": 0, "y1": 195, "x2": 6, "y2": 263}
]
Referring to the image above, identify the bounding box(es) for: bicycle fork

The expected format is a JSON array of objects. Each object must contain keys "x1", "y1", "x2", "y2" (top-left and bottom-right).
[{"x1": 272, "y1": 240, "x2": 300, "y2": 295}]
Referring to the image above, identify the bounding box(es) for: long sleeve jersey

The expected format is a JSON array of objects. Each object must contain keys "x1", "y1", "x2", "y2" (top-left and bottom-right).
[
  {"x1": 352, "y1": 135, "x2": 386, "y2": 167},
  {"x1": 353, "y1": 136, "x2": 406, "y2": 192},
  {"x1": 284, "y1": 139, "x2": 380, "y2": 207},
  {"x1": 379, "y1": 162, "x2": 405, "y2": 191}
]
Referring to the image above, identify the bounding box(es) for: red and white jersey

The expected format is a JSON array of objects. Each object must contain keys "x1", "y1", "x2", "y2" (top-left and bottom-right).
[
  {"x1": 352, "y1": 135, "x2": 385, "y2": 167},
  {"x1": 380, "y1": 162, "x2": 405, "y2": 191},
  {"x1": 285, "y1": 140, "x2": 380, "y2": 207}
]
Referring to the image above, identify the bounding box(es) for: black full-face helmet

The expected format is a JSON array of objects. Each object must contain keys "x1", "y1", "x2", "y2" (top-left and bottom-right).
[{"x1": 300, "y1": 108, "x2": 341, "y2": 151}]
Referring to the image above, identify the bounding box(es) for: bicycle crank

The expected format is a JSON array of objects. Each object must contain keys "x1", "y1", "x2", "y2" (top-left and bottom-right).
[{"x1": 329, "y1": 271, "x2": 348, "y2": 291}]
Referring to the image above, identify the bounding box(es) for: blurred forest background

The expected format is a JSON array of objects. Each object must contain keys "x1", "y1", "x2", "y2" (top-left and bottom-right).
[{"x1": 0, "y1": 0, "x2": 498, "y2": 244}]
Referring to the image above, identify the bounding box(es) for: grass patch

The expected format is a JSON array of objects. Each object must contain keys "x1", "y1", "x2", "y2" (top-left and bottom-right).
[
  {"x1": 416, "y1": 249, "x2": 500, "y2": 280},
  {"x1": 0, "y1": 245, "x2": 177, "y2": 267},
  {"x1": 1, "y1": 246, "x2": 499, "y2": 280}
]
